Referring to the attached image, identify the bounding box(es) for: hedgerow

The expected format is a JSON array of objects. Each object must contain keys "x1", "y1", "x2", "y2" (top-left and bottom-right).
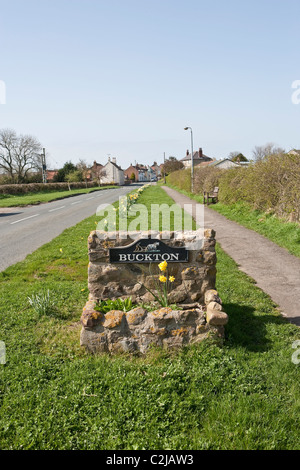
[
  {"x1": 166, "y1": 153, "x2": 300, "y2": 222},
  {"x1": 0, "y1": 181, "x2": 110, "y2": 195}
]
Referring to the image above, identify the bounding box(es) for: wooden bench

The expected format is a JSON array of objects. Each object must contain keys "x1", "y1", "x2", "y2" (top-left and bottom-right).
[{"x1": 203, "y1": 187, "x2": 219, "y2": 205}]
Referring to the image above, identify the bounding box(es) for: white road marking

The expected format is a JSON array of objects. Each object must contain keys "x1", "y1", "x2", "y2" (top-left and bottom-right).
[
  {"x1": 49, "y1": 206, "x2": 65, "y2": 213},
  {"x1": 11, "y1": 214, "x2": 39, "y2": 225},
  {"x1": 86, "y1": 197, "x2": 94, "y2": 200},
  {"x1": 71, "y1": 201, "x2": 81, "y2": 205}
]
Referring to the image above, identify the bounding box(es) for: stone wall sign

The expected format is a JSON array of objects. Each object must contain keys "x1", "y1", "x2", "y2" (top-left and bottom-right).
[
  {"x1": 109, "y1": 238, "x2": 189, "y2": 264},
  {"x1": 81, "y1": 229, "x2": 229, "y2": 355}
]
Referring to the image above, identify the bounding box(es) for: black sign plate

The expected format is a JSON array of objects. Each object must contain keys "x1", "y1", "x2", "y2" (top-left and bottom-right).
[{"x1": 109, "y1": 239, "x2": 188, "y2": 264}]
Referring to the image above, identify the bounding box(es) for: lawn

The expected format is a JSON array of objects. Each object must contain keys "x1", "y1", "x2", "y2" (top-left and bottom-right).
[
  {"x1": 0, "y1": 186, "x2": 118, "y2": 208},
  {"x1": 0, "y1": 185, "x2": 299, "y2": 450}
]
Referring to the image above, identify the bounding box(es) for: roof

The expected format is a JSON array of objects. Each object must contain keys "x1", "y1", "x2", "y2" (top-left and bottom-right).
[
  {"x1": 107, "y1": 160, "x2": 123, "y2": 171},
  {"x1": 212, "y1": 159, "x2": 240, "y2": 166},
  {"x1": 198, "y1": 160, "x2": 216, "y2": 167},
  {"x1": 181, "y1": 151, "x2": 212, "y2": 162}
]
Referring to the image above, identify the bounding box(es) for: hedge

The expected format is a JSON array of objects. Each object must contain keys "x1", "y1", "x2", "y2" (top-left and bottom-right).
[
  {"x1": 0, "y1": 181, "x2": 110, "y2": 195},
  {"x1": 166, "y1": 153, "x2": 300, "y2": 222}
]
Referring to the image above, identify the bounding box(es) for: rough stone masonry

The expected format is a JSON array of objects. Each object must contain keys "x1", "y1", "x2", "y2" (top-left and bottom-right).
[{"x1": 80, "y1": 229, "x2": 228, "y2": 354}]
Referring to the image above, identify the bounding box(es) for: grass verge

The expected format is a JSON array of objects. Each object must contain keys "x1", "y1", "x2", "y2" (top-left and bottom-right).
[
  {"x1": 163, "y1": 181, "x2": 300, "y2": 258},
  {"x1": 0, "y1": 186, "x2": 118, "y2": 208},
  {"x1": 0, "y1": 185, "x2": 299, "y2": 450}
]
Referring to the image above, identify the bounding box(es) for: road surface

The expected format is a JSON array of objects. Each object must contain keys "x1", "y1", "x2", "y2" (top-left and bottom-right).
[{"x1": 0, "y1": 186, "x2": 136, "y2": 272}]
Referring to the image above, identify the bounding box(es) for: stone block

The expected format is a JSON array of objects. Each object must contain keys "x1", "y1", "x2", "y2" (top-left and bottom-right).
[
  {"x1": 205, "y1": 289, "x2": 222, "y2": 305},
  {"x1": 102, "y1": 310, "x2": 125, "y2": 329},
  {"x1": 206, "y1": 308, "x2": 228, "y2": 326},
  {"x1": 126, "y1": 307, "x2": 148, "y2": 326}
]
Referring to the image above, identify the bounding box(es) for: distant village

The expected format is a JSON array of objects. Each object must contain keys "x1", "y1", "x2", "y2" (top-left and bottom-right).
[{"x1": 46, "y1": 148, "x2": 251, "y2": 186}]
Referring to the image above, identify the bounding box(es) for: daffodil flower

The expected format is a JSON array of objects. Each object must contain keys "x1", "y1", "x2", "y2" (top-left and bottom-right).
[
  {"x1": 159, "y1": 261, "x2": 168, "y2": 272},
  {"x1": 159, "y1": 275, "x2": 167, "y2": 283},
  {"x1": 169, "y1": 276, "x2": 175, "y2": 283}
]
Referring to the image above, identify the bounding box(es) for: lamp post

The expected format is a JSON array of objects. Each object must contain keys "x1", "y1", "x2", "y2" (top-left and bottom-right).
[{"x1": 184, "y1": 127, "x2": 194, "y2": 193}]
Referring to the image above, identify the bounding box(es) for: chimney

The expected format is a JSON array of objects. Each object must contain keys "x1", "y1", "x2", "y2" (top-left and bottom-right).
[
  {"x1": 112, "y1": 157, "x2": 117, "y2": 164},
  {"x1": 108, "y1": 156, "x2": 111, "y2": 162},
  {"x1": 186, "y1": 149, "x2": 190, "y2": 156},
  {"x1": 199, "y1": 148, "x2": 203, "y2": 159}
]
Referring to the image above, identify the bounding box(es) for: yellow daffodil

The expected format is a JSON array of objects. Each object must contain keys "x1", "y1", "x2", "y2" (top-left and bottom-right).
[
  {"x1": 59, "y1": 248, "x2": 63, "y2": 253},
  {"x1": 169, "y1": 276, "x2": 175, "y2": 283},
  {"x1": 159, "y1": 275, "x2": 167, "y2": 283},
  {"x1": 159, "y1": 261, "x2": 168, "y2": 272}
]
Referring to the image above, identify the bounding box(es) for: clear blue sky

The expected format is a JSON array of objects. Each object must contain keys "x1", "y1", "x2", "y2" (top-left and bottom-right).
[{"x1": 0, "y1": 0, "x2": 299, "y2": 169}]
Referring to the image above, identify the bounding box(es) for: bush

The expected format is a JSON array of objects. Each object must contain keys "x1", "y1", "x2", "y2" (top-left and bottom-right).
[
  {"x1": 166, "y1": 154, "x2": 300, "y2": 222},
  {"x1": 0, "y1": 181, "x2": 100, "y2": 195},
  {"x1": 166, "y1": 168, "x2": 192, "y2": 192}
]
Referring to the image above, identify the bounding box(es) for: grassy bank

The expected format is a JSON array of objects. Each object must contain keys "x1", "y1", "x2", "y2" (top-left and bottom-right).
[
  {"x1": 0, "y1": 185, "x2": 299, "y2": 450},
  {"x1": 163, "y1": 180, "x2": 300, "y2": 258},
  {"x1": 211, "y1": 201, "x2": 300, "y2": 258},
  {"x1": 0, "y1": 186, "x2": 118, "y2": 208}
]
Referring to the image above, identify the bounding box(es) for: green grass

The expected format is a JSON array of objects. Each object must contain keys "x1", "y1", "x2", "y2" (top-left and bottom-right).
[
  {"x1": 0, "y1": 185, "x2": 300, "y2": 450},
  {"x1": 163, "y1": 182, "x2": 300, "y2": 258},
  {"x1": 211, "y1": 201, "x2": 300, "y2": 258},
  {"x1": 160, "y1": 180, "x2": 204, "y2": 204},
  {"x1": 0, "y1": 186, "x2": 118, "y2": 208}
]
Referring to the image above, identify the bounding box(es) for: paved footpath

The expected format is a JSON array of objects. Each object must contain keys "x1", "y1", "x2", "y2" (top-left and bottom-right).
[{"x1": 163, "y1": 186, "x2": 300, "y2": 326}]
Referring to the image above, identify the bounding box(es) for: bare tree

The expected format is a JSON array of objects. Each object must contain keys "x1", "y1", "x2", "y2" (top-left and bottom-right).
[
  {"x1": 162, "y1": 157, "x2": 184, "y2": 176},
  {"x1": 94, "y1": 166, "x2": 107, "y2": 186},
  {"x1": 0, "y1": 129, "x2": 17, "y2": 180},
  {"x1": 77, "y1": 159, "x2": 90, "y2": 187},
  {"x1": 0, "y1": 128, "x2": 43, "y2": 183},
  {"x1": 252, "y1": 143, "x2": 285, "y2": 162}
]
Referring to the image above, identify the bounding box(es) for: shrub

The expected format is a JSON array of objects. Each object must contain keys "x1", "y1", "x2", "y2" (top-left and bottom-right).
[
  {"x1": 166, "y1": 168, "x2": 191, "y2": 192},
  {"x1": 166, "y1": 154, "x2": 300, "y2": 222},
  {"x1": 0, "y1": 181, "x2": 99, "y2": 195}
]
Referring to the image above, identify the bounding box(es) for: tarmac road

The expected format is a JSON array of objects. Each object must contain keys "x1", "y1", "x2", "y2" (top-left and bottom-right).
[{"x1": 0, "y1": 186, "x2": 136, "y2": 272}]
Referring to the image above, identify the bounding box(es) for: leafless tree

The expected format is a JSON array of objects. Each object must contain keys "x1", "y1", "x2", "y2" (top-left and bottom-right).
[
  {"x1": 94, "y1": 166, "x2": 107, "y2": 186},
  {"x1": 252, "y1": 143, "x2": 285, "y2": 162},
  {"x1": 0, "y1": 128, "x2": 43, "y2": 183},
  {"x1": 77, "y1": 159, "x2": 90, "y2": 187},
  {"x1": 162, "y1": 157, "x2": 184, "y2": 176}
]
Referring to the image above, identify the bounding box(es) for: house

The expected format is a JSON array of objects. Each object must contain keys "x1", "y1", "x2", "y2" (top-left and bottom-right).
[
  {"x1": 181, "y1": 148, "x2": 213, "y2": 168},
  {"x1": 124, "y1": 163, "x2": 150, "y2": 182},
  {"x1": 288, "y1": 149, "x2": 300, "y2": 156},
  {"x1": 150, "y1": 162, "x2": 162, "y2": 178},
  {"x1": 101, "y1": 157, "x2": 125, "y2": 185},
  {"x1": 46, "y1": 170, "x2": 58, "y2": 182},
  {"x1": 211, "y1": 159, "x2": 241, "y2": 170},
  {"x1": 89, "y1": 161, "x2": 104, "y2": 183}
]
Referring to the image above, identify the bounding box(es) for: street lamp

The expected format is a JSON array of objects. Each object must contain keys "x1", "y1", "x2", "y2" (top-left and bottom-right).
[{"x1": 184, "y1": 127, "x2": 194, "y2": 193}]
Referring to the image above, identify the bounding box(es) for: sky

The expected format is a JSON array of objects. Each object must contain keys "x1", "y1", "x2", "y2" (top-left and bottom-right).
[{"x1": 0, "y1": 0, "x2": 300, "y2": 170}]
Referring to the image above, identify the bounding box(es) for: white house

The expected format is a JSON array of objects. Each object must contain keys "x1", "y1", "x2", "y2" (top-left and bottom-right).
[
  {"x1": 212, "y1": 159, "x2": 241, "y2": 169},
  {"x1": 101, "y1": 157, "x2": 125, "y2": 185},
  {"x1": 181, "y1": 148, "x2": 213, "y2": 168}
]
